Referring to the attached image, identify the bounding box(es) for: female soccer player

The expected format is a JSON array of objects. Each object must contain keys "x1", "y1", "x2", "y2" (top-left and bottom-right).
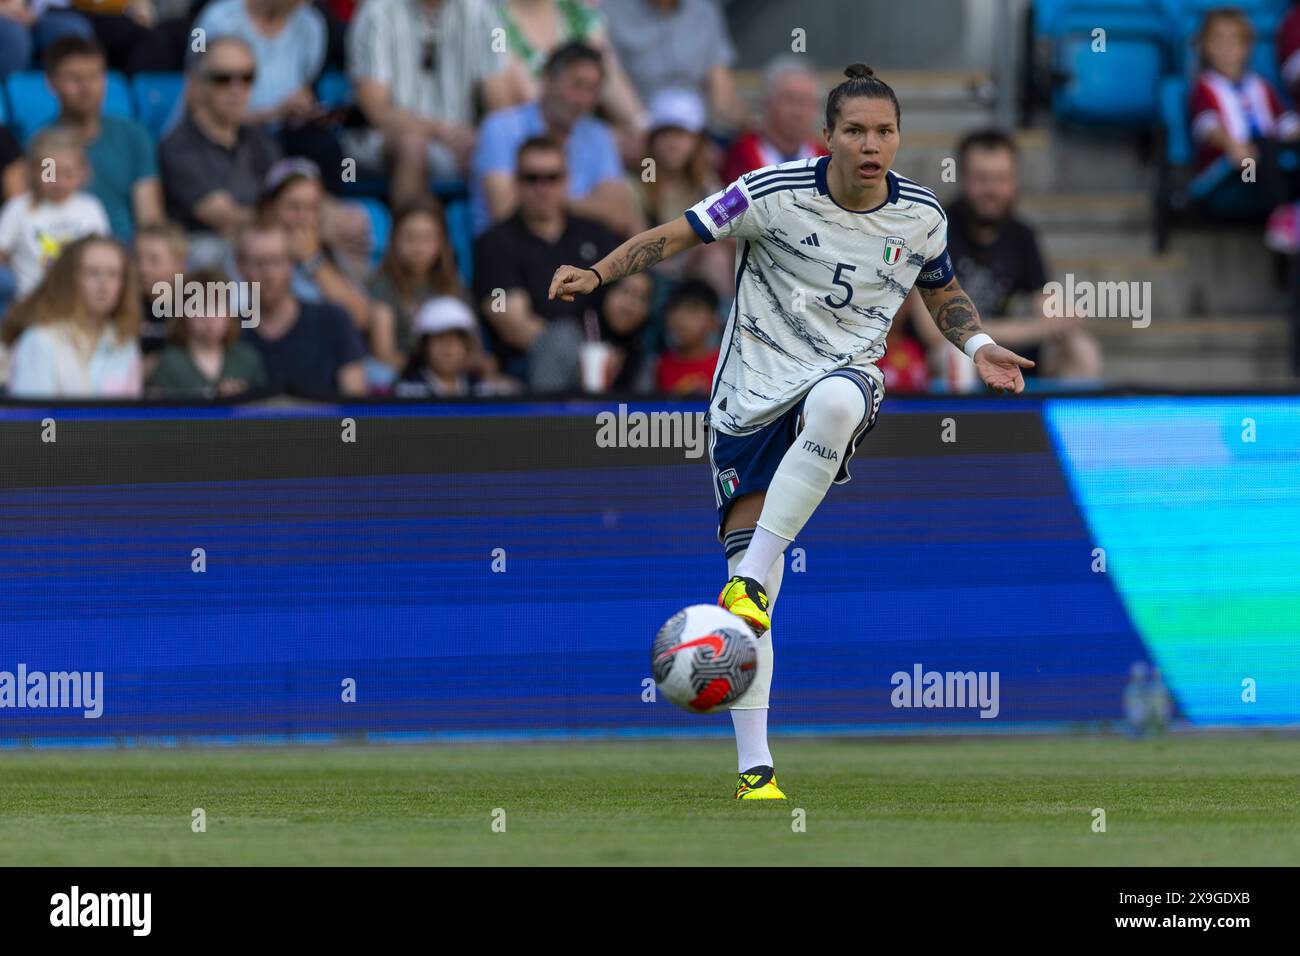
[{"x1": 549, "y1": 64, "x2": 1034, "y2": 800}]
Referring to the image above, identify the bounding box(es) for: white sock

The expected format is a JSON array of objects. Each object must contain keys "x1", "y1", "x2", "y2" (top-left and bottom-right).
[
  {"x1": 725, "y1": 531, "x2": 783, "y2": 771},
  {"x1": 725, "y1": 376, "x2": 867, "y2": 774},
  {"x1": 734, "y1": 525, "x2": 789, "y2": 583},
  {"x1": 750, "y1": 374, "x2": 867, "y2": 543},
  {"x1": 731, "y1": 708, "x2": 772, "y2": 771}
]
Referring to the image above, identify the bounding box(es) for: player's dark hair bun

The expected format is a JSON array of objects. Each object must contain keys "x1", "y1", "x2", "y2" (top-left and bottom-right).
[{"x1": 826, "y1": 64, "x2": 900, "y2": 130}]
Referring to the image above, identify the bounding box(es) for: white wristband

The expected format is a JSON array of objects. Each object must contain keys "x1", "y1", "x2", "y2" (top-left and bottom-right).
[{"x1": 963, "y1": 333, "x2": 995, "y2": 360}]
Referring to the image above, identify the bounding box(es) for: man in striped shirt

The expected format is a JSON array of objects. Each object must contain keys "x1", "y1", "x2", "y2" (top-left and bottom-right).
[{"x1": 345, "y1": 0, "x2": 516, "y2": 205}]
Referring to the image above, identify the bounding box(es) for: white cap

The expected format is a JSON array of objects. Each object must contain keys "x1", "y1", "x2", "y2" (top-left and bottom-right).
[
  {"x1": 412, "y1": 296, "x2": 476, "y2": 337},
  {"x1": 647, "y1": 87, "x2": 707, "y2": 134}
]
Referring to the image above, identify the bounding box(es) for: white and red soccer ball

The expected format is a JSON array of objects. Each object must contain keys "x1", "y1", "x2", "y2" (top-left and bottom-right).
[{"x1": 651, "y1": 604, "x2": 759, "y2": 714}]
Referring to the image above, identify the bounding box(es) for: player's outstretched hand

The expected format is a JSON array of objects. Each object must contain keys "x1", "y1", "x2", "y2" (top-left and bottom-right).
[
  {"x1": 973, "y1": 343, "x2": 1035, "y2": 394},
  {"x1": 548, "y1": 265, "x2": 600, "y2": 302}
]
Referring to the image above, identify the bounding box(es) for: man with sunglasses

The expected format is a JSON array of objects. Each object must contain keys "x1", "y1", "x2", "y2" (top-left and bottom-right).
[
  {"x1": 159, "y1": 35, "x2": 280, "y2": 246},
  {"x1": 471, "y1": 42, "x2": 637, "y2": 238},
  {"x1": 473, "y1": 135, "x2": 616, "y2": 388}
]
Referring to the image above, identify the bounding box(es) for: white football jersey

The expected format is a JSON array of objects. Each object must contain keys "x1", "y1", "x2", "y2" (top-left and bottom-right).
[{"x1": 685, "y1": 156, "x2": 952, "y2": 435}]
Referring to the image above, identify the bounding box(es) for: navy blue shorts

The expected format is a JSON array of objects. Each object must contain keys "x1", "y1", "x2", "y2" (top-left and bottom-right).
[{"x1": 707, "y1": 367, "x2": 883, "y2": 540}]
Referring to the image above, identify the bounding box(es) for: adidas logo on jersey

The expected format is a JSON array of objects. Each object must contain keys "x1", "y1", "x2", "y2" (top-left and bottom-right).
[{"x1": 799, "y1": 233, "x2": 820, "y2": 247}]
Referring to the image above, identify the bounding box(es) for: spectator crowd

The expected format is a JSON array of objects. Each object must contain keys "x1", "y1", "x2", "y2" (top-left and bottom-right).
[{"x1": 0, "y1": 0, "x2": 1098, "y2": 400}]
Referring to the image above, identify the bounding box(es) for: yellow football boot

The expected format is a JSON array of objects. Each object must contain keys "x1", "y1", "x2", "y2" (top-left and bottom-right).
[
  {"x1": 735, "y1": 765, "x2": 786, "y2": 800},
  {"x1": 717, "y1": 575, "x2": 771, "y2": 636}
]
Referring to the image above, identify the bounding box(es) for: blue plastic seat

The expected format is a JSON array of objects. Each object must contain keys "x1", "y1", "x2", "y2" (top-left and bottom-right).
[
  {"x1": 4, "y1": 70, "x2": 134, "y2": 143},
  {"x1": 315, "y1": 71, "x2": 352, "y2": 110},
  {"x1": 131, "y1": 72, "x2": 185, "y2": 140},
  {"x1": 1042, "y1": 0, "x2": 1168, "y2": 36},
  {"x1": 1160, "y1": 74, "x2": 1192, "y2": 168},
  {"x1": 1055, "y1": 34, "x2": 1165, "y2": 124},
  {"x1": 1033, "y1": 0, "x2": 1072, "y2": 36},
  {"x1": 1046, "y1": 1, "x2": 1170, "y2": 125},
  {"x1": 352, "y1": 196, "x2": 391, "y2": 269},
  {"x1": 443, "y1": 198, "x2": 474, "y2": 289}
]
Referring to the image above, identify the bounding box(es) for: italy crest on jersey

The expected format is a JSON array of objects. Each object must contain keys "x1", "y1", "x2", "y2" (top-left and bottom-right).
[
  {"x1": 883, "y1": 236, "x2": 905, "y2": 265},
  {"x1": 719, "y1": 468, "x2": 739, "y2": 498}
]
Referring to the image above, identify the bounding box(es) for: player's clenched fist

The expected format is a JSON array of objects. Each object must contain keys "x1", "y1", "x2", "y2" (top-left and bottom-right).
[{"x1": 548, "y1": 265, "x2": 600, "y2": 302}]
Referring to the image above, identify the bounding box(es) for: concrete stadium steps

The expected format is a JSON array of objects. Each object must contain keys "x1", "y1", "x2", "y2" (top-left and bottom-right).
[
  {"x1": 1092, "y1": 316, "x2": 1292, "y2": 384},
  {"x1": 869, "y1": 70, "x2": 1002, "y2": 133},
  {"x1": 1042, "y1": 248, "x2": 1285, "y2": 322},
  {"x1": 1048, "y1": 251, "x2": 1189, "y2": 317},
  {"x1": 1165, "y1": 227, "x2": 1291, "y2": 316},
  {"x1": 1044, "y1": 128, "x2": 1159, "y2": 195},
  {"x1": 1026, "y1": 192, "x2": 1153, "y2": 257},
  {"x1": 734, "y1": 68, "x2": 1003, "y2": 135}
]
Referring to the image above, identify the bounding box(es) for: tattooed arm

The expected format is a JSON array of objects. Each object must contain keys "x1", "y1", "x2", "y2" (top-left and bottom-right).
[
  {"x1": 548, "y1": 216, "x2": 700, "y2": 302},
  {"x1": 917, "y1": 278, "x2": 1036, "y2": 394},
  {"x1": 917, "y1": 278, "x2": 984, "y2": 351}
]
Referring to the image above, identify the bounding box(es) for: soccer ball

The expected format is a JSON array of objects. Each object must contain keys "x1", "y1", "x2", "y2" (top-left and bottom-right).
[{"x1": 651, "y1": 604, "x2": 759, "y2": 714}]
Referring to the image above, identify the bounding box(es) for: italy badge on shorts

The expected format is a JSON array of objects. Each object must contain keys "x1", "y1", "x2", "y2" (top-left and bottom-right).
[
  {"x1": 883, "y1": 236, "x2": 905, "y2": 265},
  {"x1": 719, "y1": 468, "x2": 739, "y2": 498}
]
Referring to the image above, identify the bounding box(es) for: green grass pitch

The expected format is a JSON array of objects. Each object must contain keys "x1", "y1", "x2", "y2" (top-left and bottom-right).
[{"x1": 1, "y1": 735, "x2": 1297, "y2": 866}]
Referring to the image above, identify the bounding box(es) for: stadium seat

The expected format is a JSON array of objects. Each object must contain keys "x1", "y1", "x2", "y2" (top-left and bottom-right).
[
  {"x1": 353, "y1": 196, "x2": 391, "y2": 269},
  {"x1": 315, "y1": 71, "x2": 352, "y2": 110},
  {"x1": 1044, "y1": 1, "x2": 1170, "y2": 126},
  {"x1": 443, "y1": 197, "x2": 474, "y2": 289},
  {"x1": 4, "y1": 70, "x2": 134, "y2": 143},
  {"x1": 132, "y1": 72, "x2": 185, "y2": 141},
  {"x1": 1033, "y1": 0, "x2": 1073, "y2": 36},
  {"x1": 1054, "y1": 34, "x2": 1164, "y2": 124},
  {"x1": 1159, "y1": 74, "x2": 1192, "y2": 170}
]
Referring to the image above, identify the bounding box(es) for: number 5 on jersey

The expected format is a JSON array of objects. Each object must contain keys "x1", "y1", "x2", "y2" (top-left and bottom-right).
[{"x1": 824, "y1": 262, "x2": 856, "y2": 309}]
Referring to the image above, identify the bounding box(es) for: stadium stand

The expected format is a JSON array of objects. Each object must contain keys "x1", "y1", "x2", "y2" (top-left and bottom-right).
[
  {"x1": 1038, "y1": 0, "x2": 1170, "y2": 125},
  {"x1": 4, "y1": 69, "x2": 134, "y2": 143},
  {"x1": 130, "y1": 71, "x2": 186, "y2": 141},
  {"x1": 1, "y1": 0, "x2": 1297, "y2": 399}
]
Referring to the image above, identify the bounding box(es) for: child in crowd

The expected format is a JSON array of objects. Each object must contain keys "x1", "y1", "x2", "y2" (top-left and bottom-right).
[
  {"x1": 4, "y1": 235, "x2": 141, "y2": 398},
  {"x1": 655, "y1": 279, "x2": 719, "y2": 396},
  {"x1": 134, "y1": 221, "x2": 189, "y2": 359},
  {"x1": 367, "y1": 197, "x2": 464, "y2": 370},
  {"x1": 0, "y1": 127, "x2": 109, "y2": 299},
  {"x1": 395, "y1": 295, "x2": 516, "y2": 397},
  {"x1": 1189, "y1": 7, "x2": 1300, "y2": 247},
  {"x1": 629, "y1": 88, "x2": 732, "y2": 299},
  {"x1": 599, "y1": 271, "x2": 655, "y2": 393},
  {"x1": 147, "y1": 267, "x2": 268, "y2": 398}
]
